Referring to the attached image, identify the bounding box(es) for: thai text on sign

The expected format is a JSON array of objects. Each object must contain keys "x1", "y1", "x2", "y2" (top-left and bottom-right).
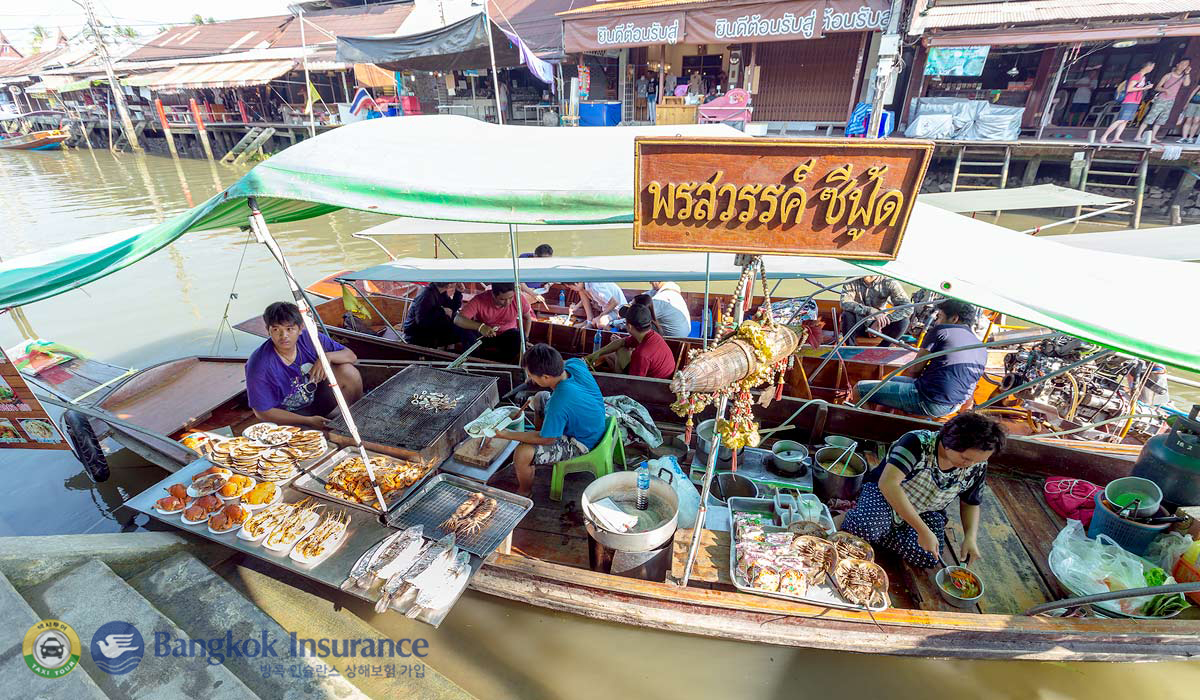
[{"x1": 633, "y1": 138, "x2": 933, "y2": 260}]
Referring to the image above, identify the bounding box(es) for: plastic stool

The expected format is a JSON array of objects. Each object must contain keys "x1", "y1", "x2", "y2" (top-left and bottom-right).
[{"x1": 550, "y1": 416, "x2": 625, "y2": 501}]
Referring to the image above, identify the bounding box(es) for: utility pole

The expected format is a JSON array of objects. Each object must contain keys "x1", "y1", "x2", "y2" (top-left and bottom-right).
[
  {"x1": 867, "y1": 0, "x2": 905, "y2": 140},
  {"x1": 79, "y1": 0, "x2": 141, "y2": 151}
]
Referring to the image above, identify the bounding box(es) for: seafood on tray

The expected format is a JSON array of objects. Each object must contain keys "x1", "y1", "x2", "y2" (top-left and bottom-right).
[
  {"x1": 323, "y1": 454, "x2": 436, "y2": 510},
  {"x1": 182, "y1": 495, "x2": 224, "y2": 525},
  {"x1": 257, "y1": 449, "x2": 298, "y2": 482},
  {"x1": 344, "y1": 525, "x2": 426, "y2": 591},
  {"x1": 410, "y1": 390, "x2": 462, "y2": 412},
  {"x1": 243, "y1": 422, "x2": 279, "y2": 442},
  {"x1": 791, "y1": 535, "x2": 837, "y2": 575},
  {"x1": 439, "y1": 492, "x2": 502, "y2": 537},
  {"x1": 291, "y1": 511, "x2": 351, "y2": 563},
  {"x1": 239, "y1": 502, "x2": 297, "y2": 541},
  {"x1": 219, "y1": 474, "x2": 256, "y2": 499},
  {"x1": 832, "y1": 558, "x2": 889, "y2": 608},
  {"x1": 831, "y1": 531, "x2": 874, "y2": 562},
  {"x1": 411, "y1": 550, "x2": 472, "y2": 614},
  {"x1": 155, "y1": 483, "x2": 192, "y2": 514},
  {"x1": 375, "y1": 534, "x2": 456, "y2": 613},
  {"x1": 264, "y1": 499, "x2": 322, "y2": 551},
  {"x1": 242, "y1": 481, "x2": 279, "y2": 507},
  {"x1": 465, "y1": 407, "x2": 520, "y2": 439},
  {"x1": 208, "y1": 504, "x2": 248, "y2": 534}
]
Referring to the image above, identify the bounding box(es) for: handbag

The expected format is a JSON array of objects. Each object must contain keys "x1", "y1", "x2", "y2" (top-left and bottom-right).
[{"x1": 1043, "y1": 477, "x2": 1102, "y2": 527}]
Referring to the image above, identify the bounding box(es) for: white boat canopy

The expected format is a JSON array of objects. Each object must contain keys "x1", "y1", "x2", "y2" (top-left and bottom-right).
[
  {"x1": 1052, "y1": 224, "x2": 1200, "y2": 261},
  {"x1": 919, "y1": 184, "x2": 1130, "y2": 213}
]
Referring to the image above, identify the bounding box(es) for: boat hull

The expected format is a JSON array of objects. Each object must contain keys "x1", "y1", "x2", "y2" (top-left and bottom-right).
[{"x1": 0, "y1": 130, "x2": 68, "y2": 150}]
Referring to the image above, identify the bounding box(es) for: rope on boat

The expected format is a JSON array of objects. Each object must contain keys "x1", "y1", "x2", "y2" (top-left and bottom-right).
[{"x1": 210, "y1": 228, "x2": 254, "y2": 354}]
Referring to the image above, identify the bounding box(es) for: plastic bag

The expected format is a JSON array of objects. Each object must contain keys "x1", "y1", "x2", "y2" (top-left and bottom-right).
[
  {"x1": 1146, "y1": 532, "x2": 1195, "y2": 572},
  {"x1": 649, "y1": 455, "x2": 700, "y2": 530},
  {"x1": 1048, "y1": 520, "x2": 1156, "y2": 615}
]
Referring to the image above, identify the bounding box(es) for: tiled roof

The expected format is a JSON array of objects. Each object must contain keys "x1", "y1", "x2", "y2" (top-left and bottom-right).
[
  {"x1": 125, "y1": 16, "x2": 291, "y2": 62},
  {"x1": 0, "y1": 46, "x2": 71, "y2": 79},
  {"x1": 911, "y1": 0, "x2": 1200, "y2": 33},
  {"x1": 271, "y1": 3, "x2": 414, "y2": 47}
]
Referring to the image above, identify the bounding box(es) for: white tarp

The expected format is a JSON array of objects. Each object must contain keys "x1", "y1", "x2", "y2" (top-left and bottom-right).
[
  {"x1": 1052, "y1": 225, "x2": 1200, "y2": 261},
  {"x1": 921, "y1": 184, "x2": 1129, "y2": 213}
]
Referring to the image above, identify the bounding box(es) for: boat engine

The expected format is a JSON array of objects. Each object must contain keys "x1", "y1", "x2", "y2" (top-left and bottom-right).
[{"x1": 1000, "y1": 338, "x2": 1166, "y2": 439}]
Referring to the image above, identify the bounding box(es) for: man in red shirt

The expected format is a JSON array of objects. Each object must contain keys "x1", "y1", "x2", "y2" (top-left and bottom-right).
[
  {"x1": 585, "y1": 304, "x2": 675, "y2": 379},
  {"x1": 453, "y1": 282, "x2": 532, "y2": 363}
]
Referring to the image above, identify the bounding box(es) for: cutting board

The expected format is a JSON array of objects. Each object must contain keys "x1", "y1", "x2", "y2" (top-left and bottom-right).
[{"x1": 453, "y1": 436, "x2": 513, "y2": 467}]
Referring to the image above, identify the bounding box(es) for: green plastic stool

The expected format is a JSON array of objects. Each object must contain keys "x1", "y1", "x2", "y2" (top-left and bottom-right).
[{"x1": 549, "y1": 416, "x2": 625, "y2": 502}]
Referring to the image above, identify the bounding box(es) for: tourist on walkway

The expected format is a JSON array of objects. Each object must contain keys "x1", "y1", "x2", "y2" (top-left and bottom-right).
[
  {"x1": 842, "y1": 412, "x2": 1006, "y2": 568},
  {"x1": 1177, "y1": 83, "x2": 1200, "y2": 143},
  {"x1": 1101, "y1": 61, "x2": 1155, "y2": 144},
  {"x1": 852, "y1": 299, "x2": 985, "y2": 418},
  {"x1": 1136, "y1": 59, "x2": 1191, "y2": 144}
]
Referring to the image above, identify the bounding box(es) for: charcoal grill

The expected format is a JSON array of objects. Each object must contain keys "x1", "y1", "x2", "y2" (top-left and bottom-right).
[
  {"x1": 386, "y1": 474, "x2": 532, "y2": 558},
  {"x1": 328, "y1": 366, "x2": 497, "y2": 464}
]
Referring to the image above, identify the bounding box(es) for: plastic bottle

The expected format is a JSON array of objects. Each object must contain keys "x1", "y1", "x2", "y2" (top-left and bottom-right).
[
  {"x1": 558, "y1": 290, "x2": 566, "y2": 308},
  {"x1": 636, "y1": 462, "x2": 650, "y2": 511},
  {"x1": 593, "y1": 330, "x2": 603, "y2": 355}
]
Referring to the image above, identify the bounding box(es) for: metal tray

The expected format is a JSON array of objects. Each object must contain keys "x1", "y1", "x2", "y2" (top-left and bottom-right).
[
  {"x1": 385, "y1": 474, "x2": 532, "y2": 559},
  {"x1": 292, "y1": 446, "x2": 439, "y2": 514},
  {"x1": 726, "y1": 496, "x2": 889, "y2": 612}
]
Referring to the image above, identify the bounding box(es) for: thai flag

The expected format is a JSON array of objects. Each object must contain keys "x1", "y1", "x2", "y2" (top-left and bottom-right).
[{"x1": 350, "y1": 88, "x2": 378, "y2": 115}]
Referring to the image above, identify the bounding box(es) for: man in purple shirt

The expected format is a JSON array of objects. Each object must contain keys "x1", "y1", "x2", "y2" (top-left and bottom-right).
[{"x1": 244, "y1": 302, "x2": 363, "y2": 429}]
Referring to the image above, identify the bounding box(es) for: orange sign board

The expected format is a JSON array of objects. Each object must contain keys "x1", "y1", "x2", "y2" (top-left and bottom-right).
[
  {"x1": 0, "y1": 347, "x2": 69, "y2": 450},
  {"x1": 633, "y1": 137, "x2": 933, "y2": 260}
]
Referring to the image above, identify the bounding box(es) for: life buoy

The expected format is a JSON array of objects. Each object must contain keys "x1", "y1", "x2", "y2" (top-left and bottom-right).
[{"x1": 62, "y1": 410, "x2": 109, "y2": 482}]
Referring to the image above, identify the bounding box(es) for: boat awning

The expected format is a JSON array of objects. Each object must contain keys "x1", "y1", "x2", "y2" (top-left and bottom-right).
[
  {"x1": 145, "y1": 59, "x2": 297, "y2": 90},
  {"x1": 122, "y1": 70, "x2": 177, "y2": 88},
  {"x1": 338, "y1": 13, "x2": 524, "y2": 72},
  {"x1": 920, "y1": 184, "x2": 1129, "y2": 213},
  {"x1": 53, "y1": 76, "x2": 107, "y2": 93},
  {"x1": 352, "y1": 63, "x2": 395, "y2": 89},
  {"x1": 339, "y1": 253, "x2": 860, "y2": 285},
  {"x1": 0, "y1": 115, "x2": 1196, "y2": 372},
  {"x1": 1052, "y1": 225, "x2": 1200, "y2": 262}
]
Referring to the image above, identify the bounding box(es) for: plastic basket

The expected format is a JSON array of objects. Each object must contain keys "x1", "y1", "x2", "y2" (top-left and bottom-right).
[
  {"x1": 1086, "y1": 492, "x2": 1169, "y2": 556},
  {"x1": 1172, "y1": 555, "x2": 1200, "y2": 606}
]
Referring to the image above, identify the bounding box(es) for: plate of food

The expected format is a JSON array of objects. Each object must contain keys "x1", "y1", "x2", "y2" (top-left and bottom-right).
[
  {"x1": 187, "y1": 470, "x2": 230, "y2": 498},
  {"x1": 290, "y1": 511, "x2": 351, "y2": 565},
  {"x1": 208, "y1": 504, "x2": 249, "y2": 535},
  {"x1": 181, "y1": 494, "x2": 224, "y2": 525},
  {"x1": 238, "y1": 502, "x2": 296, "y2": 542},
  {"x1": 263, "y1": 499, "x2": 322, "y2": 553},
  {"x1": 153, "y1": 483, "x2": 192, "y2": 516},
  {"x1": 19, "y1": 418, "x2": 59, "y2": 443},
  {"x1": 241, "y1": 481, "x2": 281, "y2": 510},
  {"x1": 242, "y1": 422, "x2": 278, "y2": 442},
  {"x1": 257, "y1": 448, "x2": 299, "y2": 482}
]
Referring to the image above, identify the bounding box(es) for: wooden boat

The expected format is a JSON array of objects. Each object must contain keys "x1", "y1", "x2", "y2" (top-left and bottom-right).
[
  {"x1": 100, "y1": 356, "x2": 1198, "y2": 660},
  {"x1": 0, "y1": 129, "x2": 68, "y2": 150}
]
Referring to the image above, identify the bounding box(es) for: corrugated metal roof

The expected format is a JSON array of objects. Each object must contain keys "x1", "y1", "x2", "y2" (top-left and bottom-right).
[
  {"x1": 272, "y1": 3, "x2": 414, "y2": 47},
  {"x1": 146, "y1": 59, "x2": 297, "y2": 90},
  {"x1": 559, "y1": 0, "x2": 709, "y2": 16},
  {"x1": 912, "y1": 0, "x2": 1200, "y2": 33},
  {"x1": 126, "y1": 16, "x2": 290, "y2": 62},
  {"x1": 0, "y1": 46, "x2": 71, "y2": 79}
]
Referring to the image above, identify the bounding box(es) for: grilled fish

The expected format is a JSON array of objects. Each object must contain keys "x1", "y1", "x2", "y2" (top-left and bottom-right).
[
  {"x1": 412, "y1": 550, "x2": 472, "y2": 614},
  {"x1": 374, "y1": 534, "x2": 454, "y2": 613}
]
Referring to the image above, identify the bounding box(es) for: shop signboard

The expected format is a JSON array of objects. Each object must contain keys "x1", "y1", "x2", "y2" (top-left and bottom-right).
[
  {"x1": 0, "y1": 346, "x2": 69, "y2": 450},
  {"x1": 633, "y1": 137, "x2": 933, "y2": 259}
]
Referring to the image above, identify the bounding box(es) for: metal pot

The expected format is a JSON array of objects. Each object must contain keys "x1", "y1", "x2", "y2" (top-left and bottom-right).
[
  {"x1": 812, "y1": 446, "x2": 866, "y2": 503},
  {"x1": 582, "y1": 469, "x2": 679, "y2": 553},
  {"x1": 706, "y1": 472, "x2": 759, "y2": 507},
  {"x1": 697, "y1": 418, "x2": 743, "y2": 462},
  {"x1": 770, "y1": 440, "x2": 810, "y2": 475}
]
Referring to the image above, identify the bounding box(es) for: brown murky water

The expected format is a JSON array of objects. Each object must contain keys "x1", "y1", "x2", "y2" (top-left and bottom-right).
[{"x1": 1, "y1": 148, "x2": 1196, "y2": 698}]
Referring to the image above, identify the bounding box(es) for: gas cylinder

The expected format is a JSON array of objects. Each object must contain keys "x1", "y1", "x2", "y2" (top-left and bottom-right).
[{"x1": 1131, "y1": 404, "x2": 1200, "y2": 507}]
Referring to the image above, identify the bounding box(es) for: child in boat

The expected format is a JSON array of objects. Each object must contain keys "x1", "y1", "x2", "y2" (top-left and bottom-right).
[
  {"x1": 496, "y1": 344, "x2": 607, "y2": 499},
  {"x1": 840, "y1": 412, "x2": 1006, "y2": 568},
  {"x1": 244, "y1": 302, "x2": 363, "y2": 429},
  {"x1": 585, "y1": 303, "x2": 675, "y2": 379}
]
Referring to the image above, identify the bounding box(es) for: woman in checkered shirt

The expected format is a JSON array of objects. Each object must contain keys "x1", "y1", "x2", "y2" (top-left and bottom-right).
[{"x1": 841, "y1": 413, "x2": 1006, "y2": 568}]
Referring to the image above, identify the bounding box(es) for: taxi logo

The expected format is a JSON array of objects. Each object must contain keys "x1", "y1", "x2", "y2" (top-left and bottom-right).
[
  {"x1": 91, "y1": 621, "x2": 144, "y2": 675},
  {"x1": 23, "y1": 619, "x2": 81, "y2": 678}
]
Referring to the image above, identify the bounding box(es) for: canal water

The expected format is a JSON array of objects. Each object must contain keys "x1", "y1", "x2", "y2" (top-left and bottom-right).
[{"x1": 1, "y1": 149, "x2": 1197, "y2": 698}]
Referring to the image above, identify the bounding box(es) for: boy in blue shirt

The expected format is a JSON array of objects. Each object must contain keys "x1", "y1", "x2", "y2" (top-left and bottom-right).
[{"x1": 497, "y1": 344, "x2": 606, "y2": 498}]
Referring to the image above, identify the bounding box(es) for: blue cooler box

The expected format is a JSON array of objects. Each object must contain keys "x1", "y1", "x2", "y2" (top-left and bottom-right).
[{"x1": 579, "y1": 101, "x2": 622, "y2": 127}]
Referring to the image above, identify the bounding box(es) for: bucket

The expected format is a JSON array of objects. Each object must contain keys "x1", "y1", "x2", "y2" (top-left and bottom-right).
[
  {"x1": 1086, "y1": 492, "x2": 1170, "y2": 556},
  {"x1": 1103, "y1": 476, "x2": 1162, "y2": 518},
  {"x1": 707, "y1": 472, "x2": 759, "y2": 506},
  {"x1": 812, "y1": 446, "x2": 866, "y2": 503}
]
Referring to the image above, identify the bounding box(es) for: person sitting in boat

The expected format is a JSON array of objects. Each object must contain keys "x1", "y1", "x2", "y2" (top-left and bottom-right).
[
  {"x1": 402, "y1": 282, "x2": 463, "y2": 349},
  {"x1": 841, "y1": 412, "x2": 1006, "y2": 568},
  {"x1": 565, "y1": 282, "x2": 627, "y2": 329},
  {"x1": 646, "y1": 281, "x2": 692, "y2": 337},
  {"x1": 585, "y1": 303, "x2": 675, "y2": 379},
  {"x1": 245, "y1": 302, "x2": 363, "y2": 429},
  {"x1": 496, "y1": 344, "x2": 607, "y2": 499},
  {"x1": 851, "y1": 299, "x2": 986, "y2": 418},
  {"x1": 839, "y1": 275, "x2": 912, "y2": 347},
  {"x1": 453, "y1": 282, "x2": 532, "y2": 364},
  {"x1": 518, "y1": 244, "x2": 553, "y2": 308}
]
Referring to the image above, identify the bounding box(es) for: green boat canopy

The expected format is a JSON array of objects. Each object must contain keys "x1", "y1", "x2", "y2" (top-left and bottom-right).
[{"x1": 0, "y1": 115, "x2": 1197, "y2": 372}]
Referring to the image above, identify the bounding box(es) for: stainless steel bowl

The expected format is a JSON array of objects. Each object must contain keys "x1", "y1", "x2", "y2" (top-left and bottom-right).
[{"x1": 934, "y1": 566, "x2": 985, "y2": 608}]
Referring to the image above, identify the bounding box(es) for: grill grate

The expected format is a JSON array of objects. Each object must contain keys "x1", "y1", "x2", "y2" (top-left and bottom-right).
[
  {"x1": 387, "y1": 477, "x2": 530, "y2": 558},
  {"x1": 329, "y1": 366, "x2": 496, "y2": 450}
]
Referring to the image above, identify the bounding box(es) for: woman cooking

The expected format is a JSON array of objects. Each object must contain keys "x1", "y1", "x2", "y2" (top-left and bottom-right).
[{"x1": 841, "y1": 412, "x2": 1006, "y2": 568}]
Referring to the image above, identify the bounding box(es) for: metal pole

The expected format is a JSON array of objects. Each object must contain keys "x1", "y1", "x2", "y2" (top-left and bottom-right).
[
  {"x1": 246, "y1": 198, "x2": 388, "y2": 514},
  {"x1": 681, "y1": 394, "x2": 728, "y2": 586},
  {"x1": 83, "y1": 0, "x2": 141, "y2": 152},
  {"x1": 299, "y1": 8, "x2": 316, "y2": 138},
  {"x1": 810, "y1": 298, "x2": 928, "y2": 380},
  {"x1": 483, "y1": 7, "x2": 505, "y2": 125},
  {"x1": 1037, "y1": 47, "x2": 1070, "y2": 140},
  {"x1": 866, "y1": 0, "x2": 904, "y2": 140},
  {"x1": 508, "y1": 224, "x2": 526, "y2": 355},
  {"x1": 702, "y1": 253, "x2": 711, "y2": 350}
]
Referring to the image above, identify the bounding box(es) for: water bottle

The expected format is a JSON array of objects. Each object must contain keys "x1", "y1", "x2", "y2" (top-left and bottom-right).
[
  {"x1": 636, "y1": 462, "x2": 650, "y2": 511},
  {"x1": 593, "y1": 330, "x2": 603, "y2": 355},
  {"x1": 558, "y1": 290, "x2": 566, "y2": 308}
]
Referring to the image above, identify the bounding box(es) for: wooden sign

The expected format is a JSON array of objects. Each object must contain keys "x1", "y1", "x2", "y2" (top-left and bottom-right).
[
  {"x1": 633, "y1": 137, "x2": 933, "y2": 260},
  {"x1": 0, "y1": 346, "x2": 69, "y2": 450}
]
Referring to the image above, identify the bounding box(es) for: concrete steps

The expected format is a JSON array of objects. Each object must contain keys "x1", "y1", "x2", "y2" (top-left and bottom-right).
[{"x1": 0, "y1": 533, "x2": 476, "y2": 700}]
